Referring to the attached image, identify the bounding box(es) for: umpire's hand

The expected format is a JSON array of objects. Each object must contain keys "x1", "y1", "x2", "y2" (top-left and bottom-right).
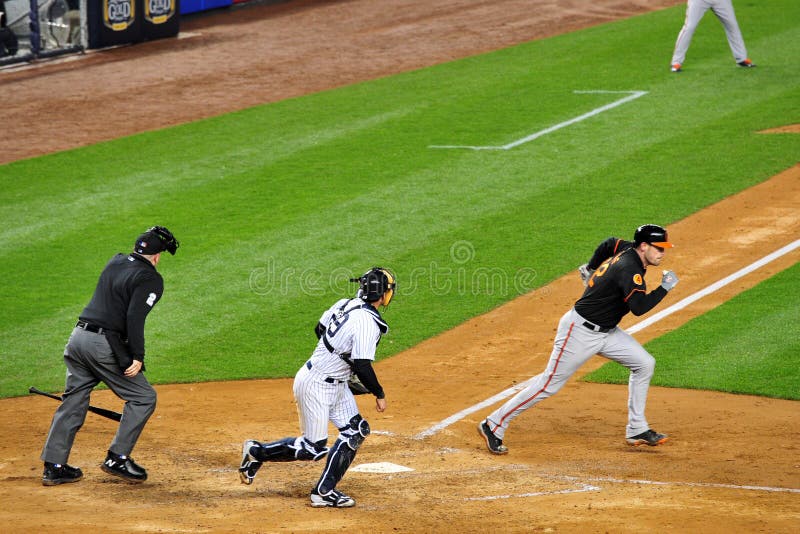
[
  {"x1": 124, "y1": 360, "x2": 143, "y2": 377},
  {"x1": 376, "y1": 397, "x2": 387, "y2": 412}
]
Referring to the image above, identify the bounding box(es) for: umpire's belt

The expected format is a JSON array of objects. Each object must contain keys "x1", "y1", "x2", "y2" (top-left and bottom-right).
[
  {"x1": 582, "y1": 321, "x2": 612, "y2": 333},
  {"x1": 306, "y1": 361, "x2": 345, "y2": 384},
  {"x1": 76, "y1": 320, "x2": 108, "y2": 335}
]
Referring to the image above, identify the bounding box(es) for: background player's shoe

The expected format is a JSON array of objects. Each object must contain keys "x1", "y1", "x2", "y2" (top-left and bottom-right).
[
  {"x1": 42, "y1": 462, "x2": 83, "y2": 486},
  {"x1": 670, "y1": 63, "x2": 682, "y2": 72},
  {"x1": 478, "y1": 420, "x2": 508, "y2": 455},
  {"x1": 310, "y1": 488, "x2": 356, "y2": 508},
  {"x1": 626, "y1": 429, "x2": 669, "y2": 447},
  {"x1": 737, "y1": 59, "x2": 755, "y2": 68},
  {"x1": 239, "y1": 439, "x2": 263, "y2": 485}
]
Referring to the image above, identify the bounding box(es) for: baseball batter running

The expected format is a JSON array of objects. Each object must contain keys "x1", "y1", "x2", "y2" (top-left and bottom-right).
[
  {"x1": 238, "y1": 267, "x2": 396, "y2": 508},
  {"x1": 670, "y1": 0, "x2": 755, "y2": 72},
  {"x1": 479, "y1": 225, "x2": 679, "y2": 454}
]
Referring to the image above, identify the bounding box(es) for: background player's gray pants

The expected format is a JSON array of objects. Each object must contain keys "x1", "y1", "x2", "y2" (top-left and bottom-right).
[
  {"x1": 671, "y1": 0, "x2": 748, "y2": 64},
  {"x1": 41, "y1": 328, "x2": 156, "y2": 465},
  {"x1": 486, "y1": 308, "x2": 655, "y2": 440}
]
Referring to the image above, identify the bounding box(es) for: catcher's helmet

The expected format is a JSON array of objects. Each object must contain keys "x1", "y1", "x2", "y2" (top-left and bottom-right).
[
  {"x1": 351, "y1": 267, "x2": 396, "y2": 305},
  {"x1": 633, "y1": 224, "x2": 673, "y2": 248},
  {"x1": 134, "y1": 226, "x2": 180, "y2": 256}
]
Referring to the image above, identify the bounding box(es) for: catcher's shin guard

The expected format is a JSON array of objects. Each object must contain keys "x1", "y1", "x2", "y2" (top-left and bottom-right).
[
  {"x1": 253, "y1": 437, "x2": 328, "y2": 462},
  {"x1": 314, "y1": 438, "x2": 357, "y2": 496},
  {"x1": 314, "y1": 415, "x2": 370, "y2": 495}
]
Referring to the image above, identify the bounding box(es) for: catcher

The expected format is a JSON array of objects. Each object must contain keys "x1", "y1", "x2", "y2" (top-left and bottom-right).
[{"x1": 238, "y1": 267, "x2": 396, "y2": 508}]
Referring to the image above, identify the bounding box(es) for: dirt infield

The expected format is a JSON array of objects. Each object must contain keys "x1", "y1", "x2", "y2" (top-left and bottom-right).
[{"x1": 1, "y1": 1, "x2": 798, "y2": 532}]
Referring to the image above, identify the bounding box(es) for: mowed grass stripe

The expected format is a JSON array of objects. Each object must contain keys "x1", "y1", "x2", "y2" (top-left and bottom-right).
[{"x1": 1, "y1": 1, "x2": 798, "y2": 396}]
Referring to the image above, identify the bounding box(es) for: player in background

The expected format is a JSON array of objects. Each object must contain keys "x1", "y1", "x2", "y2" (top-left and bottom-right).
[
  {"x1": 670, "y1": 0, "x2": 755, "y2": 72},
  {"x1": 479, "y1": 225, "x2": 679, "y2": 454},
  {"x1": 238, "y1": 267, "x2": 396, "y2": 508}
]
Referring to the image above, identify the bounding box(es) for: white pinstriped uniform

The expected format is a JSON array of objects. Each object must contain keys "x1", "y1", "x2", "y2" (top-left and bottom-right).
[{"x1": 294, "y1": 298, "x2": 384, "y2": 443}]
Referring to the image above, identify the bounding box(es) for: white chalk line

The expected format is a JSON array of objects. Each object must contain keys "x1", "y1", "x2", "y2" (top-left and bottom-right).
[
  {"x1": 470, "y1": 475, "x2": 800, "y2": 501},
  {"x1": 369, "y1": 465, "x2": 800, "y2": 500},
  {"x1": 466, "y1": 483, "x2": 601, "y2": 501},
  {"x1": 566, "y1": 475, "x2": 800, "y2": 495},
  {"x1": 429, "y1": 90, "x2": 648, "y2": 150},
  {"x1": 413, "y1": 239, "x2": 800, "y2": 441}
]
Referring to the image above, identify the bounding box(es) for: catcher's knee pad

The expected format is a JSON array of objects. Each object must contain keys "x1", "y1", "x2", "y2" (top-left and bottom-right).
[
  {"x1": 295, "y1": 437, "x2": 329, "y2": 461},
  {"x1": 339, "y1": 414, "x2": 370, "y2": 451}
]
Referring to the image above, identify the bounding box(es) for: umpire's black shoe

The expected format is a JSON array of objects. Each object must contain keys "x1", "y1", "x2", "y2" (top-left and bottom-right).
[
  {"x1": 101, "y1": 451, "x2": 147, "y2": 483},
  {"x1": 626, "y1": 429, "x2": 669, "y2": 447},
  {"x1": 42, "y1": 462, "x2": 83, "y2": 486},
  {"x1": 478, "y1": 420, "x2": 509, "y2": 455}
]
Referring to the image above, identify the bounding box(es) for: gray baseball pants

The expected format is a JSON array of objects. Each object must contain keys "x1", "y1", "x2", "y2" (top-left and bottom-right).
[
  {"x1": 41, "y1": 327, "x2": 156, "y2": 464},
  {"x1": 486, "y1": 308, "x2": 656, "y2": 440},
  {"x1": 671, "y1": 0, "x2": 749, "y2": 64}
]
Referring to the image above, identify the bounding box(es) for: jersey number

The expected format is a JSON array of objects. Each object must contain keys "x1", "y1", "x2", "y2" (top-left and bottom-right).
[
  {"x1": 588, "y1": 255, "x2": 621, "y2": 287},
  {"x1": 326, "y1": 310, "x2": 351, "y2": 338}
]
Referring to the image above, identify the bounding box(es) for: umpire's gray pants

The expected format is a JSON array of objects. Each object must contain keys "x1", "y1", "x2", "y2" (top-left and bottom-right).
[
  {"x1": 486, "y1": 308, "x2": 656, "y2": 440},
  {"x1": 41, "y1": 327, "x2": 156, "y2": 465}
]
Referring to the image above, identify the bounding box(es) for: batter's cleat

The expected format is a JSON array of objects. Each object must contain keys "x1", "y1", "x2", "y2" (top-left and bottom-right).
[
  {"x1": 238, "y1": 439, "x2": 263, "y2": 485},
  {"x1": 737, "y1": 58, "x2": 756, "y2": 68},
  {"x1": 670, "y1": 63, "x2": 682, "y2": 72},
  {"x1": 626, "y1": 429, "x2": 669, "y2": 447},
  {"x1": 101, "y1": 451, "x2": 147, "y2": 483},
  {"x1": 310, "y1": 488, "x2": 356, "y2": 508},
  {"x1": 42, "y1": 462, "x2": 83, "y2": 486},
  {"x1": 478, "y1": 420, "x2": 508, "y2": 455}
]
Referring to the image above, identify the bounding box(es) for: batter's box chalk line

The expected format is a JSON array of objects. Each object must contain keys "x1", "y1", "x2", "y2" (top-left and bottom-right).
[
  {"x1": 429, "y1": 90, "x2": 648, "y2": 150},
  {"x1": 564, "y1": 475, "x2": 800, "y2": 495}
]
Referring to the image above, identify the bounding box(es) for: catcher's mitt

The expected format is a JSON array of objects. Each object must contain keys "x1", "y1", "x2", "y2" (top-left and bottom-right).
[{"x1": 348, "y1": 374, "x2": 370, "y2": 395}]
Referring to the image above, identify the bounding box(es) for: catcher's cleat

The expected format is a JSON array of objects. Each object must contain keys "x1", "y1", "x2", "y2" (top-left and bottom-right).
[
  {"x1": 42, "y1": 462, "x2": 83, "y2": 486},
  {"x1": 626, "y1": 429, "x2": 669, "y2": 447},
  {"x1": 478, "y1": 420, "x2": 508, "y2": 455},
  {"x1": 239, "y1": 439, "x2": 263, "y2": 485},
  {"x1": 670, "y1": 63, "x2": 682, "y2": 72},
  {"x1": 737, "y1": 58, "x2": 756, "y2": 68},
  {"x1": 310, "y1": 488, "x2": 356, "y2": 508}
]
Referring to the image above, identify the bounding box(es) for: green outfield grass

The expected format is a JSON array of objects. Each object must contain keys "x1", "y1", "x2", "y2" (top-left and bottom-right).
[
  {"x1": 584, "y1": 262, "x2": 800, "y2": 400},
  {"x1": 1, "y1": 2, "x2": 798, "y2": 398}
]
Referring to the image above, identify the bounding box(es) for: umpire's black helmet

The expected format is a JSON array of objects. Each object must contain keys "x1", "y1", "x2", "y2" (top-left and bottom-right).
[
  {"x1": 134, "y1": 226, "x2": 180, "y2": 255},
  {"x1": 351, "y1": 267, "x2": 396, "y2": 305}
]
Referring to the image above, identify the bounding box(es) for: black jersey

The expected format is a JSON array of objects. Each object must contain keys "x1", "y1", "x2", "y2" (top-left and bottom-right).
[
  {"x1": 574, "y1": 238, "x2": 667, "y2": 328},
  {"x1": 79, "y1": 253, "x2": 164, "y2": 359}
]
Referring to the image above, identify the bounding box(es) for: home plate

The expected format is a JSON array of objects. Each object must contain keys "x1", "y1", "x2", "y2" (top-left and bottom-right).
[{"x1": 351, "y1": 462, "x2": 414, "y2": 473}]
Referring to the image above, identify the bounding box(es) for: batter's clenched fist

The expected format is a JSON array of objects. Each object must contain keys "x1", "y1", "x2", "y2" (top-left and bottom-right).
[{"x1": 661, "y1": 270, "x2": 679, "y2": 291}]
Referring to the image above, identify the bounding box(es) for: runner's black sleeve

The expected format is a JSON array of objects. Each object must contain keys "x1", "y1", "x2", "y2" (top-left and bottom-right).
[
  {"x1": 351, "y1": 359, "x2": 385, "y2": 399},
  {"x1": 627, "y1": 286, "x2": 668, "y2": 316}
]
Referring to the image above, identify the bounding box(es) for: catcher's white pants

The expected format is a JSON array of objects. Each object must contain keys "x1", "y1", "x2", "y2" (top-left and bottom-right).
[
  {"x1": 486, "y1": 308, "x2": 655, "y2": 440},
  {"x1": 671, "y1": 0, "x2": 749, "y2": 64},
  {"x1": 293, "y1": 363, "x2": 358, "y2": 443}
]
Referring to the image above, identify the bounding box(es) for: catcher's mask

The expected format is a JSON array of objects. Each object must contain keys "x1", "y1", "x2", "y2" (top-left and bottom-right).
[
  {"x1": 351, "y1": 267, "x2": 396, "y2": 306},
  {"x1": 134, "y1": 226, "x2": 180, "y2": 256}
]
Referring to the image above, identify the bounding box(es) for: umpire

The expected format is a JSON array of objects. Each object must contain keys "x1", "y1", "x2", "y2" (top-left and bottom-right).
[{"x1": 40, "y1": 226, "x2": 179, "y2": 486}]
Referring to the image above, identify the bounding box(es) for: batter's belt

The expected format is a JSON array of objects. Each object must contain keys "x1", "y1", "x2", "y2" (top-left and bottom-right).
[{"x1": 582, "y1": 320, "x2": 612, "y2": 333}]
